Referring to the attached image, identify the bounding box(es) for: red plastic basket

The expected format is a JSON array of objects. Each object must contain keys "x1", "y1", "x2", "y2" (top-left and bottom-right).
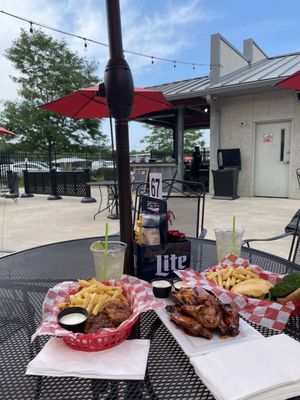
[{"x1": 63, "y1": 315, "x2": 138, "y2": 351}]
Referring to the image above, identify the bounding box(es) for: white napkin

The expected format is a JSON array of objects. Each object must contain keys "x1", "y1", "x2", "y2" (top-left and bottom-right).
[
  {"x1": 26, "y1": 338, "x2": 150, "y2": 380},
  {"x1": 190, "y1": 334, "x2": 300, "y2": 400}
]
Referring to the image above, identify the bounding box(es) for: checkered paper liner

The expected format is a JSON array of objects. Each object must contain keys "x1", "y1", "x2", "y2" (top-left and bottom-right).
[
  {"x1": 32, "y1": 275, "x2": 165, "y2": 341},
  {"x1": 175, "y1": 253, "x2": 295, "y2": 331}
]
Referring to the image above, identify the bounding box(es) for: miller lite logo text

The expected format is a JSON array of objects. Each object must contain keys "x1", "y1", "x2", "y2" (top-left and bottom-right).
[{"x1": 156, "y1": 253, "x2": 187, "y2": 276}]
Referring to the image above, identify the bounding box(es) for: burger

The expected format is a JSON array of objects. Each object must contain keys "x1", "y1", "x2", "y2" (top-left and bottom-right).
[{"x1": 231, "y1": 278, "x2": 273, "y2": 299}]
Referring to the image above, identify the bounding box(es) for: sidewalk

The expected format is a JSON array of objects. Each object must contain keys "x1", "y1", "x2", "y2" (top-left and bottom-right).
[{"x1": 0, "y1": 188, "x2": 298, "y2": 259}]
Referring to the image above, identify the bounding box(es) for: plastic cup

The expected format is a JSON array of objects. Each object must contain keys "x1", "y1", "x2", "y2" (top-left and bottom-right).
[
  {"x1": 214, "y1": 228, "x2": 244, "y2": 262},
  {"x1": 90, "y1": 241, "x2": 127, "y2": 280}
]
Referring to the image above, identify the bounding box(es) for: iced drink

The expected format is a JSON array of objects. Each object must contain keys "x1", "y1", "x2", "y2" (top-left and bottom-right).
[
  {"x1": 214, "y1": 228, "x2": 244, "y2": 262},
  {"x1": 90, "y1": 241, "x2": 127, "y2": 280}
]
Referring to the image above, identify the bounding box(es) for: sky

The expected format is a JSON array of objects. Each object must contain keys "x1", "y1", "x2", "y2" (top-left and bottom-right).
[{"x1": 1, "y1": 0, "x2": 300, "y2": 151}]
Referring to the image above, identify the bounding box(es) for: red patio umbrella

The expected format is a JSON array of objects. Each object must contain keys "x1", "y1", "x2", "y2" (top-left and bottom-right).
[
  {"x1": 39, "y1": 82, "x2": 172, "y2": 274},
  {"x1": 0, "y1": 127, "x2": 15, "y2": 136},
  {"x1": 276, "y1": 69, "x2": 300, "y2": 90},
  {"x1": 39, "y1": 85, "x2": 173, "y2": 119}
]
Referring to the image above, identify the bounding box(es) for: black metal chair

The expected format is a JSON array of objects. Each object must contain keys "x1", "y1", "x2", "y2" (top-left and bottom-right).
[
  {"x1": 133, "y1": 179, "x2": 206, "y2": 238},
  {"x1": 242, "y1": 209, "x2": 300, "y2": 264}
]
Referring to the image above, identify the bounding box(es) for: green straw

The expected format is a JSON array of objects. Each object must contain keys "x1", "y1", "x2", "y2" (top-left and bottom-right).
[
  {"x1": 232, "y1": 215, "x2": 236, "y2": 248},
  {"x1": 103, "y1": 222, "x2": 109, "y2": 279},
  {"x1": 104, "y1": 222, "x2": 109, "y2": 254}
]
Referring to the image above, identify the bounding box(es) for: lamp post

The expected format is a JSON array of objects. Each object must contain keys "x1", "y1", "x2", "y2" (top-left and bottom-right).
[{"x1": 104, "y1": 0, "x2": 134, "y2": 274}]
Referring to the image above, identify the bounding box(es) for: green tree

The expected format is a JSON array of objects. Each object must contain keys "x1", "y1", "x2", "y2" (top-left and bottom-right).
[
  {"x1": 0, "y1": 29, "x2": 107, "y2": 163},
  {"x1": 140, "y1": 125, "x2": 205, "y2": 153}
]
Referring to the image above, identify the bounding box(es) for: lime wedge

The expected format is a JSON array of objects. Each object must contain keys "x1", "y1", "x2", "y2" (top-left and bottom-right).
[{"x1": 92, "y1": 241, "x2": 104, "y2": 250}]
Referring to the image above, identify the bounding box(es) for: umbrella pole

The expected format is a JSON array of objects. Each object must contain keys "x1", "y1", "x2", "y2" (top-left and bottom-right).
[
  {"x1": 104, "y1": 0, "x2": 134, "y2": 275},
  {"x1": 107, "y1": 116, "x2": 120, "y2": 220},
  {"x1": 115, "y1": 118, "x2": 132, "y2": 270}
]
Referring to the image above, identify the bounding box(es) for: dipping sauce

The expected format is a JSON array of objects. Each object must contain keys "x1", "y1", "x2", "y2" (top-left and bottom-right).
[
  {"x1": 173, "y1": 280, "x2": 191, "y2": 290},
  {"x1": 151, "y1": 280, "x2": 172, "y2": 288},
  {"x1": 151, "y1": 278, "x2": 172, "y2": 298},
  {"x1": 57, "y1": 306, "x2": 89, "y2": 333},
  {"x1": 59, "y1": 313, "x2": 87, "y2": 325}
]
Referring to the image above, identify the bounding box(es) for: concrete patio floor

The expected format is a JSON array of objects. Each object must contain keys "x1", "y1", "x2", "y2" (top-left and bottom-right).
[{"x1": 0, "y1": 187, "x2": 299, "y2": 260}]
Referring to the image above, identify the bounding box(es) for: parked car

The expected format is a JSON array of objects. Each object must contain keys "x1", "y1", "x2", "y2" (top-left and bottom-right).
[
  {"x1": 91, "y1": 160, "x2": 114, "y2": 170},
  {"x1": 8, "y1": 162, "x2": 62, "y2": 175}
]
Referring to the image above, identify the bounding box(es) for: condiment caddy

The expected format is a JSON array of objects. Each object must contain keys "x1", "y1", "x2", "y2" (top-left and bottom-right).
[{"x1": 133, "y1": 195, "x2": 191, "y2": 282}]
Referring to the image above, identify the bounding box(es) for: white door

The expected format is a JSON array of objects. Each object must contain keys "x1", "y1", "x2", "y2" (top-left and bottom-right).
[{"x1": 254, "y1": 121, "x2": 291, "y2": 197}]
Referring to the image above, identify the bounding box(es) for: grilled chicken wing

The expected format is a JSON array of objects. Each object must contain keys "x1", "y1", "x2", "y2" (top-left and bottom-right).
[
  {"x1": 84, "y1": 312, "x2": 115, "y2": 333},
  {"x1": 196, "y1": 288, "x2": 211, "y2": 304},
  {"x1": 219, "y1": 304, "x2": 240, "y2": 336},
  {"x1": 102, "y1": 299, "x2": 131, "y2": 327},
  {"x1": 168, "y1": 287, "x2": 240, "y2": 339},
  {"x1": 171, "y1": 288, "x2": 199, "y2": 305},
  {"x1": 170, "y1": 311, "x2": 213, "y2": 339},
  {"x1": 181, "y1": 302, "x2": 223, "y2": 329}
]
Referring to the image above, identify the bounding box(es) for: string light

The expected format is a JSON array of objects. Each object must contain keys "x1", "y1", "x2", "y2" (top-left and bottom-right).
[{"x1": 0, "y1": 9, "x2": 222, "y2": 71}]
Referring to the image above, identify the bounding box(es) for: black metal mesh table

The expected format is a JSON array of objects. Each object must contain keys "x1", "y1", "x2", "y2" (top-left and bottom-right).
[{"x1": 1, "y1": 236, "x2": 300, "y2": 400}]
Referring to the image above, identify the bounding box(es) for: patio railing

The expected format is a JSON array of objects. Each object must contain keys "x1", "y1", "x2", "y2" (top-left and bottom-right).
[{"x1": 23, "y1": 169, "x2": 95, "y2": 203}]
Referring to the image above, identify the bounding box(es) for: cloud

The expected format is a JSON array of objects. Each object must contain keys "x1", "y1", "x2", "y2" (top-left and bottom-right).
[
  {"x1": 0, "y1": 0, "x2": 215, "y2": 102},
  {"x1": 0, "y1": 0, "x2": 215, "y2": 149}
]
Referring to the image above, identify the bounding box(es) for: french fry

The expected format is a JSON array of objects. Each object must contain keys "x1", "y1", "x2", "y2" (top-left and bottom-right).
[
  {"x1": 247, "y1": 271, "x2": 260, "y2": 278},
  {"x1": 217, "y1": 270, "x2": 223, "y2": 287},
  {"x1": 223, "y1": 267, "x2": 233, "y2": 280},
  {"x1": 57, "y1": 301, "x2": 69, "y2": 309},
  {"x1": 85, "y1": 284, "x2": 100, "y2": 292},
  {"x1": 78, "y1": 279, "x2": 94, "y2": 287},
  {"x1": 83, "y1": 292, "x2": 91, "y2": 309},
  {"x1": 204, "y1": 265, "x2": 263, "y2": 292},
  {"x1": 92, "y1": 293, "x2": 110, "y2": 315},
  {"x1": 58, "y1": 279, "x2": 130, "y2": 318},
  {"x1": 111, "y1": 288, "x2": 121, "y2": 300},
  {"x1": 206, "y1": 271, "x2": 218, "y2": 280},
  {"x1": 225, "y1": 278, "x2": 231, "y2": 290},
  {"x1": 86, "y1": 292, "x2": 98, "y2": 313},
  {"x1": 70, "y1": 296, "x2": 84, "y2": 305}
]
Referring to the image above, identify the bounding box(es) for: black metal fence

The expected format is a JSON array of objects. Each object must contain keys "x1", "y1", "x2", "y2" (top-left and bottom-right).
[
  {"x1": 0, "y1": 150, "x2": 113, "y2": 186},
  {"x1": 23, "y1": 169, "x2": 94, "y2": 201},
  {"x1": 0, "y1": 150, "x2": 112, "y2": 169},
  {"x1": 0, "y1": 149, "x2": 211, "y2": 188}
]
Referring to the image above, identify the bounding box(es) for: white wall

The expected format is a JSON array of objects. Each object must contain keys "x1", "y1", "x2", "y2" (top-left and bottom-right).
[
  {"x1": 219, "y1": 40, "x2": 248, "y2": 78},
  {"x1": 210, "y1": 89, "x2": 300, "y2": 199}
]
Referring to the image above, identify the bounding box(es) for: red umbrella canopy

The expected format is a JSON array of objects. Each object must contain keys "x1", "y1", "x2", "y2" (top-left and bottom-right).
[
  {"x1": 39, "y1": 85, "x2": 173, "y2": 119},
  {"x1": 276, "y1": 69, "x2": 300, "y2": 90},
  {"x1": 0, "y1": 127, "x2": 15, "y2": 136}
]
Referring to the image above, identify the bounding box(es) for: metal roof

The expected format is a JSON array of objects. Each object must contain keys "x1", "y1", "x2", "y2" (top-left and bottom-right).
[
  {"x1": 148, "y1": 52, "x2": 300, "y2": 100},
  {"x1": 150, "y1": 76, "x2": 209, "y2": 98}
]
